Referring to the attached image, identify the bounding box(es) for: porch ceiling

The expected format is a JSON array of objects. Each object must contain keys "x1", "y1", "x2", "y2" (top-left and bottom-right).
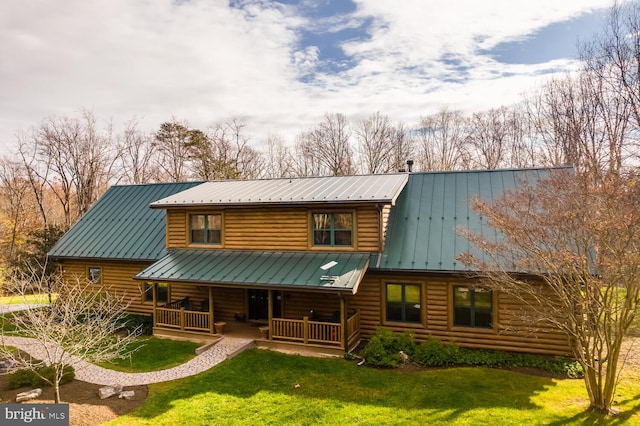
[{"x1": 134, "y1": 249, "x2": 370, "y2": 292}]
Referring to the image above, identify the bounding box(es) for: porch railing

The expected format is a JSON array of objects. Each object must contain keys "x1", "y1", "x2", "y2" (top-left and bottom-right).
[
  {"x1": 270, "y1": 311, "x2": 360, "y2": 348},
  {"x1": 153, "y1": 306, "x2": 361, "y2": 349},
  {"x1": 155, "y1": 307, "x2": 211, "y2": 332},
  {"x1": 346, "y1": 310, "x2": 361, "y2": 349}
]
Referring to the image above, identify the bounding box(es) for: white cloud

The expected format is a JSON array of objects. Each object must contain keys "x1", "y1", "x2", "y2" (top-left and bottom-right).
[{"x1": 0, "y1": 0, "x2": 617, "y2": 154}]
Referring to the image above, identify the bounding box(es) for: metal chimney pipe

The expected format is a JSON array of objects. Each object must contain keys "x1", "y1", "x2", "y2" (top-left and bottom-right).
[{"x1": 406, "y1": 160, "x2": 414, "y2": 173}]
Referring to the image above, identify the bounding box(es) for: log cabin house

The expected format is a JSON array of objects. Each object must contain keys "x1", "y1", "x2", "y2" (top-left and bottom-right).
[{"x1": 48, "y1": 168, "x2": 571, "y2": 356}]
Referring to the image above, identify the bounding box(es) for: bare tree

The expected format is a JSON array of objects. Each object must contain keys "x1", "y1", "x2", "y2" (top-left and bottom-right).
[
  {"x1": 262, "y1": 133, "x2": 294, "y2": 179},
  {"x1": 17, "y1": 131, "x2": 54, "y2": 230},
  {"x1": 579, "y1": 2, "x2": 638, "y2": 172},
  {"x1": 117, "y1": 118, "x2": 158, "y2": 184},
  {"x1": 291, "y1": 131, "x2": 325, "y2": 177},
  {"x1": 416, "y1": 109, "x2": 470, "y2": 171},
  {"x1": 389, "y1": 121, "x2": 416, "y2": 173},
  {"x1": 505, "y1": 105, "x2": 539, "y2": 169},
  {"x1": 524, "y1": 72, "x2": 629, "y2": 180},
  {"x1": 189, "y1": 117, "x2": 264, "y2": 180},
  {"x1": 294, "y1": 113, "x2": 355, "y2": 176},
  {"x1": 0, "y1": 270, "x2": 142, "y2": 403},
  {"x1": 582, "y1": 1, "x2": 640, "y2": 131},
  {"x1": 208, "y1": 117, "x2": 263, "y2": 180},
  {"x1": 466, "y1": 107, "x2": 517, "y2": 169},
  {"x1": 17, "y1": 111, "x2": 119, "y2": 228},
  {"x1": 355, "y1": 112, "x2": 394, "y2": 174},
  {"x1": 458, "y1": 170, "x2": 640, "y2": 413},
  {"x1": 70, "y1": 111, "x2": 119, "y2": 216},
  {"x1": 0, "y1": 158, "x2": 31, "y2": 264}
]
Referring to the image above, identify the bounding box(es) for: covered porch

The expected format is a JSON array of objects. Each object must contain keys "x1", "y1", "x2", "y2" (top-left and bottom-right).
[
  {"x1": 151, "y1": 296, "x2": 361, "y2": 353},
  {"x1": 137, "y1": 249, "x2": 369, "y2": 353}
]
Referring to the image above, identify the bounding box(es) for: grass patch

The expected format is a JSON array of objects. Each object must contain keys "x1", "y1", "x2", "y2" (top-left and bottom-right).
[
  {"x1": 0, "y1": 313, "x2": 23, "y2": 334},
  {"x1": 98, "y1": 337, "x2": 200, "y2": 373},
  {"x1": 0, "y1": 293, "x2": 57, "y2": 305},
  {"x1": 108, "y1": 349, "x2": 640, "y2": 425}
]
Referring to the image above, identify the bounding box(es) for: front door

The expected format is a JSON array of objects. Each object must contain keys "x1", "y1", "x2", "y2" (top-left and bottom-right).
[{"x1": 248, "y1": 289, "x2": 281, "y2": 321}]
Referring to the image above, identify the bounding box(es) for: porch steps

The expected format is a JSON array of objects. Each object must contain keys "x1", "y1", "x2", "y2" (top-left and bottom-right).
[{"x1": 153, "y1": 327, "x2": 220, "y2": 343}]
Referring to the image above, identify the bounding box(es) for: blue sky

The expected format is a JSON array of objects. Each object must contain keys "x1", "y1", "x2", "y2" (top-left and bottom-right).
[{"x1": 0, "y1": 0, "x2": 620, "y2": 152}]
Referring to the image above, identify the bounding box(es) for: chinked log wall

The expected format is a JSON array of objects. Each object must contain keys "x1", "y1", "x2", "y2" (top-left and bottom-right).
[
  {"x1": 349, "y1": 272, "x2": 572, "y2": 356},
  {"x1": 166, "y1": 205, "x2": 383, "y2": 251}
]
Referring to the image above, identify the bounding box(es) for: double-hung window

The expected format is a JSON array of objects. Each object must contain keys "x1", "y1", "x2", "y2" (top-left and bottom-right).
[
  {"x1": 453, "y1": 286, "x2": 492, "y2": 328},
  {"x1": 190, "y1": 214, "x2": 221, "y2": 245},
  {"x1": 386, "y1": 283, "x2": 421, "y2": 323},
  {"x1": 312, "y1": 212, "x2": 353, "y2": 246}
]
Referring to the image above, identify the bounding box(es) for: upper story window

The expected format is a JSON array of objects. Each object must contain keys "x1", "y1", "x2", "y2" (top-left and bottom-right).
[
  {"x1": 190, "y1": 214, "x2": 221, "y2": 245},
  {"x1": 453, "y1": 286, "x2": 493, "y2": 328},
  {"x1": 312, "y1": 212, "x2": 353, "y2": 246}
]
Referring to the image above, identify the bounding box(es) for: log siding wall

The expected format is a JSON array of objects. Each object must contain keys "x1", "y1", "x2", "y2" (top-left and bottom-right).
[
  {"x1": 60, "y1": 260, "x2": 570, "y2": 356},
  {"x1": 61, "y1": 260, "x2": 155, "y2": 315},
  {"x1": 348, "y1": 271, "x2": 572, "y2": 356},
  {"x1": 166, "y1": 205, "x2": 384, "y2": 251}
]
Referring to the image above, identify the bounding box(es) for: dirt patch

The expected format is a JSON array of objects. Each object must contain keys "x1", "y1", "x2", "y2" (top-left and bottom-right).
[{"x1": 0, "y1": 374, "x2": 147, "y2": 426}]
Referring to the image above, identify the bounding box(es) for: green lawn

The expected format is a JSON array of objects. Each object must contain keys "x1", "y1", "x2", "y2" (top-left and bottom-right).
[
  {"x1": 0, "y1": 293, "x2": 56, "y2": 305},
  {"x1": 108, "y1": 349, "x2": 640, "y2": 425},
  {"x1": 98, "y1": 337, "x2": 201, "y2": 373},
  {"x1": 0, "y1": 312, "x2": 200, "y2": 373}
]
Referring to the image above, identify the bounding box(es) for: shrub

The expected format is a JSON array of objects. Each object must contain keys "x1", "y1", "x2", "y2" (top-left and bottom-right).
[
  {"x1": 410, "y1": 337, "x2": 583, "y2": 378},
  {"x1": 360, "y1": 328, "x2": 417, "y2": 368},
  {"x1": 7, "y1": 364, "x2": 75, "y2": 390},
  {"x1": 118, "y1": 314, "x2": 153, "y2": 335},
  {"x1": 361, "y1": 332, "x2": 584, "y2": 378},
  {"x1": 412, "y1": 337, "x2": 460, "y2": 367}
]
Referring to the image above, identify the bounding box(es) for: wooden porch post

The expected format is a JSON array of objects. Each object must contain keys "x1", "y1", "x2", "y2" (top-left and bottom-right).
[
  {"x1": 303, "y1": 316, "x2": 309, "y2": 344},
  {"x1": 340, "y1": 295, "x2": 346, "y2": 349},
  {"x1": 267, "y1": 289, "x2": 273, "y2": 341},
  {"x1": 208, "y1": 286, "x2": 214, "y2": 334},
  {"x1": 152, "y1": 283, "x2": 157, "y2": 329}
]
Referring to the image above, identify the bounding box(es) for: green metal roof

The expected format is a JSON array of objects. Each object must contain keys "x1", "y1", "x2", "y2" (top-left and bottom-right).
[
  {"x1": 135, "y1": 250, "x2": 370, "y2": 292},
  {"x1": 375, "y1": 168, "x2": 567, "y2": 272},
  {"x1": 48, "y1": 182, "x2": 204, "y2": 261}
]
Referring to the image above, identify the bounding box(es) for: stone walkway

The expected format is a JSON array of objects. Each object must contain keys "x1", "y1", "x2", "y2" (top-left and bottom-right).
[
  {"x1": 0, "y1": 304, "x2": 47, "y2": 314},
  {"x1": 1, "y1": 335, "x2": 255, "y2": 386}
]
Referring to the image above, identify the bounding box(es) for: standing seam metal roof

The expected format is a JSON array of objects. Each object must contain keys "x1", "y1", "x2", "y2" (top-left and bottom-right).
[
  {"x1": 135, "y1": 250, "x2": 370, "y2": 292},
  {"x1": 48, "y1": 182, "x2": 204, "y2": 261},
  {"x1": 375, "y1": 168, "x2": 568, "y2": 272},
  {"x1": 150, "y1": 174, "x2": 409, "y2": 207}
]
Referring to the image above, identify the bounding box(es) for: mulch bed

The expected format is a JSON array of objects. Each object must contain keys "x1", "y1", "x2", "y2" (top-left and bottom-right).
[{"x1": 0, "y1": 373, "x2": 147, "y2": 426}]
